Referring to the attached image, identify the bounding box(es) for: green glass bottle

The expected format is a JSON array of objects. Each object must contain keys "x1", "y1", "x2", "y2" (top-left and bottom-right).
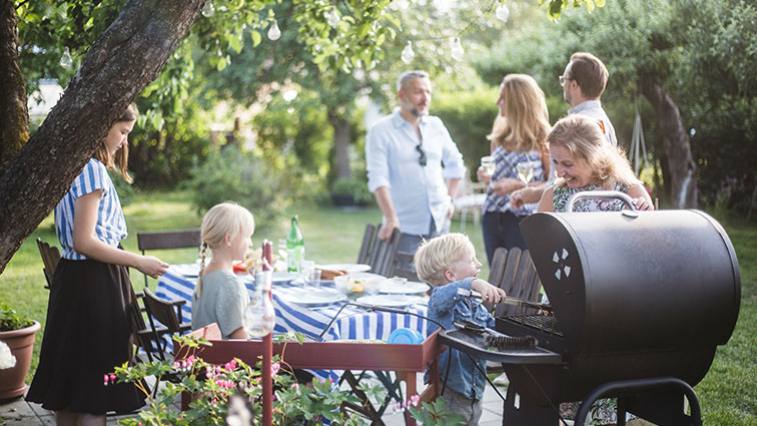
[{"x1": 286, "y1": 215, "x2": 305, "y2": 273}]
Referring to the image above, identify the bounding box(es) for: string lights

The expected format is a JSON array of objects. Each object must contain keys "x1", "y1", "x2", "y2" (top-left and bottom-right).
[
  {"x1": 267, "y1": 20, "x2": 281, "y2": 41},
  {"x1": 201, "y1": 1, "x2": 215, "y2": 18},
  {"x1": 400, "y1": 41, "x2": 415, "y2": 64}
]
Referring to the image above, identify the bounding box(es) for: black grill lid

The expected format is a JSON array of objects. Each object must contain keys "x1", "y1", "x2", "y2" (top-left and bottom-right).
[{"x1": 520, "y1": 210, "x2": 740, "y2": 353}]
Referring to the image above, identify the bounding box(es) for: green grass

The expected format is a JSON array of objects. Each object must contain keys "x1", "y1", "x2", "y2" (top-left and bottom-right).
[{"x1": 1, "y1": 190, "x2": 754, "y2": 424}]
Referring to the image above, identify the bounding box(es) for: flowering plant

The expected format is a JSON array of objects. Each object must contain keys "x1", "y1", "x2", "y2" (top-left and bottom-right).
[
  {"x1": 110, "y1": 333, "x2": 378, "y2": 425},
  {"x1": 0, "y1": 340, "x2": 16, "y2": 370}
]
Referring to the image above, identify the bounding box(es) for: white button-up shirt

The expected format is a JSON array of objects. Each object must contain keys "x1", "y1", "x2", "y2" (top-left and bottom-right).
[
  {"x1": 569, "y1": 100, "x2": 617, "y2": 146},
  {"x1": 366, "y1": 110, "x2": 465, "y2": 235}
]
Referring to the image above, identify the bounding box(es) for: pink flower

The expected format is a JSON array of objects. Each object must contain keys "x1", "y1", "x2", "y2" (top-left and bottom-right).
[
  {"x1": 103, "y1": 374, "x2": 109, "y2": 386},
  {"x1": 109, "y1": 373, "x2": 116, "y2": 382},
  {"x1": 408, "y1": 394, "x2": 420, "y2": 407},
  {"x1": 224, "y1": 359, "x2": 238, "y2": 371},
  {"x1": 270, "y1": 362, "x2": 280, "y2": 376}
]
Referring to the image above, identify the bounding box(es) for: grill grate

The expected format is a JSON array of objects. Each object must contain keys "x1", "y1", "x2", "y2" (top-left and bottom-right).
[{"x1": 507, "y1": 315, "x2": 563, "y2": 336}]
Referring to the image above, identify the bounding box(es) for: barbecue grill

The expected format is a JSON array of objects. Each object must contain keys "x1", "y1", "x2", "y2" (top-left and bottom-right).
[{"x1": 440, "y1": 207, "x2": 740, "y2": 425}]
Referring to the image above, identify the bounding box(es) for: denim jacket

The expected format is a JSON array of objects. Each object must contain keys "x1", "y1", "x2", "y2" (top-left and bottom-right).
[{"x1": 426, "y1": 277, "x2": 494, "y2": 400}]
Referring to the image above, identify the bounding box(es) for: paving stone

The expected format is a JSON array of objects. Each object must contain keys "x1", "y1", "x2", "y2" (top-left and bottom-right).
[{"x1": 0, "y1": 398, "x2": 35, "y2": 418}]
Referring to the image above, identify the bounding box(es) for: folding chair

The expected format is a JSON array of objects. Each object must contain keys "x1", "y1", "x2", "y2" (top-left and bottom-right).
[
  {"x1": 136, "y1": 229, "x2": 200, "y2": 288},
  {"x1": 141, "y1": 288, "x2": 192, "y2": 361},
  {"x1": 36, "y1": 238, "x2": 61, "y2": 290},
  {"x1": 367, "y1": 227, "x2": 401, "y2": 276},
  {"x1": 356, "y1": 224, "x2": 377, "y2": 265},
  {"x1": 488, "y1": 247, "x2": 541, "y2": 318}
]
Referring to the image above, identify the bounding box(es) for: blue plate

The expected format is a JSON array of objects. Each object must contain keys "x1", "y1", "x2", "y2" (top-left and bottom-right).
[{"x1": 387, "y1": 328, "x2": 424, "y2": 345}]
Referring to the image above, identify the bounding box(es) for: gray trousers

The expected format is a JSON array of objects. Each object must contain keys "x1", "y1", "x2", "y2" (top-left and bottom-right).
[{"x1": 440, "y1": 388, "x2": 483, "y2": 425}]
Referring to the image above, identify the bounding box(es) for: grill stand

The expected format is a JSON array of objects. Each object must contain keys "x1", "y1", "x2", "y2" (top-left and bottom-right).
[
  {"x1": 575, "y1": 377, "x2": 702, "y2": 426},
  {"x1": 500, "y1": 374, "x2": 703, "y2": 426}
]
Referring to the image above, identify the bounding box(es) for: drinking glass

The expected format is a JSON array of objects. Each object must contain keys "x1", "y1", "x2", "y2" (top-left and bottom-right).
[
  {"x1": 480, "y1": 156, "x2": 495, "y2": 177},
  {"x1": 516, "y1": 160, "x2": 540, "y2": 184},
  {"x1": 308, "y1": 268, "x2": 322, "y2": 288}
]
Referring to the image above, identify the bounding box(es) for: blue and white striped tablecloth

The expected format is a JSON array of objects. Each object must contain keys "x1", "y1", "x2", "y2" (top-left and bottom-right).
[{"x1": 156, "y1": 266, "x2": 428, "y2": 346}]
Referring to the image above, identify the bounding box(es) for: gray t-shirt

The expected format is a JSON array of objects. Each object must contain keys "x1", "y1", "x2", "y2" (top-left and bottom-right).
[{"x1": 192, "y1": 270, "x2": 249, "y2": 339}]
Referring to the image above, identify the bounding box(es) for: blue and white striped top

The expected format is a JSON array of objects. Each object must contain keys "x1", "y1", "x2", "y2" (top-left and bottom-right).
[
  {"x1": 55, "y1": 158, "x2": 127, "y2": 260},
  {"x1": 481, "y1": 146, "x2": 545, "y2": 216}
]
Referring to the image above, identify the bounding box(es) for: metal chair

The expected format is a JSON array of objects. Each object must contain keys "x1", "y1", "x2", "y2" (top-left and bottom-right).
[
  {"x1": 136, "y1": 229, "x2": 200, "y2": 288},
  {"x1": 36, "y1": 238, "x2": 61, "y2": 290}
]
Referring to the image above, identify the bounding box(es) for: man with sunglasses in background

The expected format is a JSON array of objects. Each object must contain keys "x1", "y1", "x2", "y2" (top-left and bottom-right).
[{"x1": 366, "y1": 70, "x2": 465, "y2": 259}]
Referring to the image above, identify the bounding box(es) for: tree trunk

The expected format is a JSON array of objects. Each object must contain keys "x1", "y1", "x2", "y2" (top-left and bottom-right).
[
  {"x1": 640, "y1": 75, "x2": 698, "y2": 208},
  {"x1": 0, "y1": 0, "x2": 204, "y2": 274},
  {"x1": 328, "y1": 109, "x2": 352, "y2": 180},
  {"x1": 0, "y1": 0, "x2": 29, "y2": 167}
]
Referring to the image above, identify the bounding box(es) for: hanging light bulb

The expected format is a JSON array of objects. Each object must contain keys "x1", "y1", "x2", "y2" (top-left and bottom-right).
[
  {"x1": 495, "y1": 4, "x2": 510, "y2": 22},
  {"x1": 60, "y1": 47, "x2": 73, "y2": 69},
  {"x1": 325, "y1": 8, "x2": 341, "y2": 28},
  {"x1": 201, "y1": 1, "x2": 215, "y2": 18},
  {"x1": 267, "y1": 20, "x2": 281, "y2": 41},
  {"x1": 450, "y1": 37, "x2": 464, "y2": 61},
  {"x1": 401, "y1": 41, "x2": 415, "y2": 64}
]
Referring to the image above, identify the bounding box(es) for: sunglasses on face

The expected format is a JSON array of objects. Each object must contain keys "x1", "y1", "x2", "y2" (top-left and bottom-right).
[{"x1": 415, "y1": 143, "x2": 427, "y2": 167}]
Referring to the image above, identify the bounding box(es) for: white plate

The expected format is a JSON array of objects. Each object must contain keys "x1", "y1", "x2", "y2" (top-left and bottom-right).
[
  {"x1": 317, "y1": 263, "x2": 371, "y2": 273},
  {"x1": 280, "y1": 288, "x2": 347, "y2": 306},
  {"x1": 356, "y1": 294, "x2": 426, "y2": 308},
  {"x1": 172, "y1": 263, "x2": 200, "y2": 277},
  {"x1": 378, "y1": 279, "x2": 430, "y2": 295}
]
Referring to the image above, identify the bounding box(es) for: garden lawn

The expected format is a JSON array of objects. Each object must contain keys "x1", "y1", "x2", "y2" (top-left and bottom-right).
[{"x1": 0, "y1": 190, "x2": 754, "y2": 424}]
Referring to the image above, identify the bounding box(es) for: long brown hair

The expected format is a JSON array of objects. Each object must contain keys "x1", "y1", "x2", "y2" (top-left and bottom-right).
[
  {"x1": 95, "y1": 104, "x2": 137, "y2": 183},
  {"x1": 488, "y1": 74, "x2": 550, "y2": 155}
]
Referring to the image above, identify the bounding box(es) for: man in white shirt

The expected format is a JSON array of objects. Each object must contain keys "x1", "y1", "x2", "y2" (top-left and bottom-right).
[
  {"x1": 365, "y1": 70, "x2": 465, "y2": 253},
  {"x1": 511, "y1": 52, "x2": 617, "y2": 207},
  {"x1": 560, "y1": 52, "x2": 617, "y2": 146}
]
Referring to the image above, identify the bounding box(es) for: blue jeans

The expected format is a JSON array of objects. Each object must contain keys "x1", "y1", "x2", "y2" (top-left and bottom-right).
[{"x1": 481, "y1": 211, "x2": 527, "y2": 266}]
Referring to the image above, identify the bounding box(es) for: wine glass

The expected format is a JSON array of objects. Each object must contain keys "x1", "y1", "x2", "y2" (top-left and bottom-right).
[{"x1": 516, "y1": 160, "x2": 540, "y2": 184}]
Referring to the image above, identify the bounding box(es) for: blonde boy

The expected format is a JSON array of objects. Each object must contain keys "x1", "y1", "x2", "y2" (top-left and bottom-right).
[{"x1": 414, "y1": 233, "x2": 506, "y2": 425}]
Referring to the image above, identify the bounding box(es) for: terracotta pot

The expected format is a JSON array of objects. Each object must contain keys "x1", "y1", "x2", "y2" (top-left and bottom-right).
[{"x1": 0, "y1": 321, "x2": 41, "y2": 400}]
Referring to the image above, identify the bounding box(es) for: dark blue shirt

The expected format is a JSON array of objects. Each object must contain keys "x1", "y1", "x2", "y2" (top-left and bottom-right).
[{"x1": 427, "y1": 277, "x2": 494, "y2": 400}]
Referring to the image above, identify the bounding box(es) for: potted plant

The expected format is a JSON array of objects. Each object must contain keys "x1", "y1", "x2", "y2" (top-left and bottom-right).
[
  {"x1": 0, "y1": 303, "x2": 41, "y2": 400},
  {"x1": 330, "y1": 177, "x2": 373, "y2": 208}
]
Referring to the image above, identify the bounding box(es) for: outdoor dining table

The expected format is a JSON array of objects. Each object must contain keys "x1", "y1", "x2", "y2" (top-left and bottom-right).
[{"x1": 155, "y1": 265, "x2": 437, "y2": 424}]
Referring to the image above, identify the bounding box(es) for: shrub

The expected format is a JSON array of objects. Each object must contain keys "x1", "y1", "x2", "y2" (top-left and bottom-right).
[
  {"x1": 186, "y1": 146, "x2": 290, "y2": 230},
  {"x1": 330, "y1": 177, "x2": 373, "y2": 206},
  {"x1": 433, "y1": 87, "x2": 500, "y2": 181}
]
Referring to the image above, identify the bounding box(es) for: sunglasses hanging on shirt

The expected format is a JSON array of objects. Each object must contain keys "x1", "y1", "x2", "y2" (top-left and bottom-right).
[{"x1": 415, "y1": 143, "x2": 427, "y2": 167}]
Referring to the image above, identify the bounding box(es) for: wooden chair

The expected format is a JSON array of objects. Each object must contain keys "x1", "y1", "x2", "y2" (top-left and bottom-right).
[
  {"x1": 488, "y1": 247, "x2": 542, "y2": 318},
  {"x1": 368, "y1": 227, "x2": 401, "y2": 276},
  {"x1": 388, "y1": 248, "x2": 420, "y2": 281},
  {"x1": 356, "y1": 224, "x2": 377, "y2": 265},
  {"x1": 136, "y1": 229, "x2": 201, "y2": 288},
  {"x1": 141, "y1": 288, "x2": 192, "y2": 361},
  {"x1": 36, "y1": 238, "x2": 61, "y2": 290}
]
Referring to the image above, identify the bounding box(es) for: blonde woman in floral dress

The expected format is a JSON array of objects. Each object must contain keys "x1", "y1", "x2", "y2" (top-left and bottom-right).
[{"x1": 538, "y1": 114, "x2": 653, "y2": 213}]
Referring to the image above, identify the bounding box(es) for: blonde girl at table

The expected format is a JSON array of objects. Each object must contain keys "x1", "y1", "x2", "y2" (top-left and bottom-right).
[
  {"x1": 191, "y1": 202, "x2": 255, "y2": 340},
  {"x1": 537, "y1": 115, "x2": 653, "y2": 213},
  {"x1": 27, "y1": 104, "x2": 169, "y2": 426}
]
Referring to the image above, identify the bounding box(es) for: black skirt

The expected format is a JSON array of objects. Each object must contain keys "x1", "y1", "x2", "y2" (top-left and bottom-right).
[{"x1": 26, "y1": 258, "x2": 145, "y2": 415}]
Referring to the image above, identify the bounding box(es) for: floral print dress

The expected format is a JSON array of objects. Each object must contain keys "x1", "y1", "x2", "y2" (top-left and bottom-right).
[
  {"x1": 553, "y1": 182, "x2": 630, "y2": 213},
  {"x1": 553, "y1": 181, "x2": 636, "y2": 425}
]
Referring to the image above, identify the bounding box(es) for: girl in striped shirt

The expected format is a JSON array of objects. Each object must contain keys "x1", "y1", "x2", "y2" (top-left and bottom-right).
[{"x1": 27, "y1": 104, "x2": 168, "y2": 424}]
